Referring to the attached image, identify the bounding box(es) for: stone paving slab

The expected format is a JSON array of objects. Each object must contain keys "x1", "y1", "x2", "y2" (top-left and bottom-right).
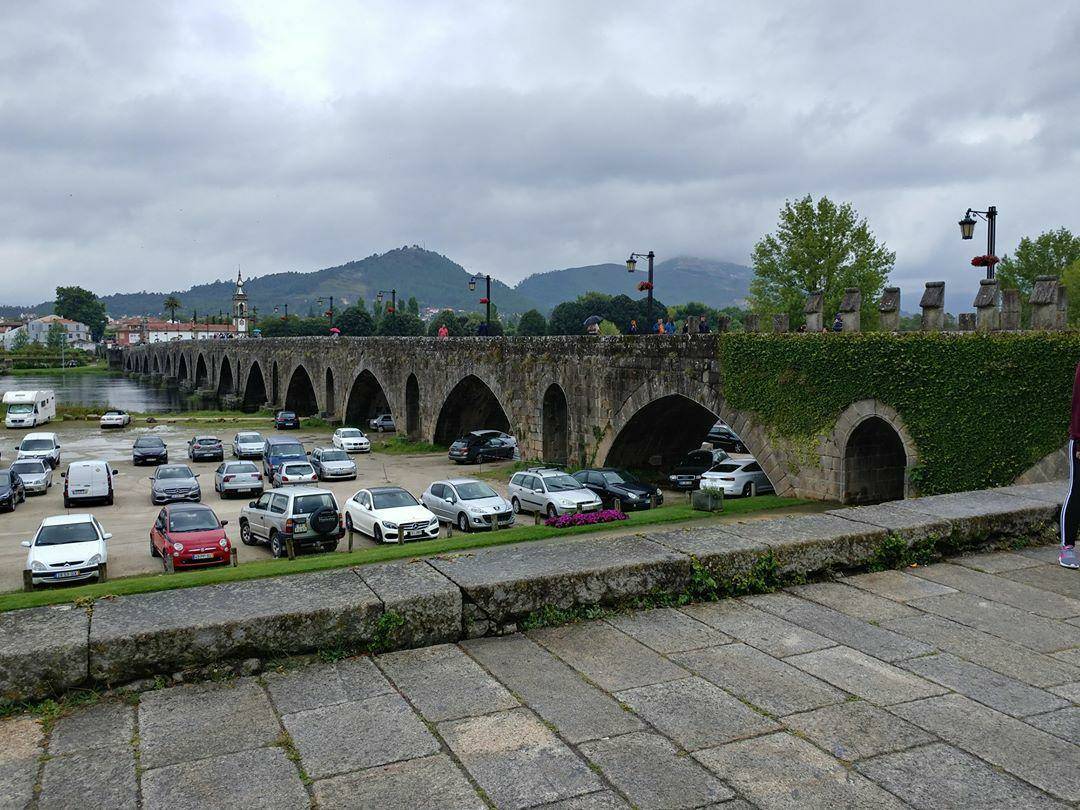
[
  {"x1": 1025, "y1": 706, "x2": 1080, "y2": 744},
  {"x1": 90, "y1": 569, "x2": 383, "y2": 682},
  {"x1": 263, "y1": 655, "x2": 393, "y2": 715},
  {"x1": 786, "y1": 645, "x2": 948, "y2": 705},
  {"x1": 781, "y1": 700, "x2": 934, "y2": 761},
  {"x1": 844, "y1": 568, "x2": 957, "y2": 602},
  {"x1": 953, "y1": 550, "x2": 1046, "y2": 573},
  {"x1": 0, "y1": 716, "x2": 43, "y2": 810},
  {"x1": 531, "y1": 792, "x2": 630, "y2": 809},
  {"x1": 39, "y1": 746, "x2": 137, "y2": 810},
  {"x1": 716, "y1": 513, "x2": 890, "y2": 573},
  {"x1": 355, "y1": 559, "x2": 462, "y2": 648},
  {"x1": 784, "y1": 580, "x2": 918, "y2": 622},
  {"x1": 48, "y1": 700, "x2": 133, "y2": 755},
  {"x1": 907, "y1": 590, "x2": 1080, "y2": 652},
  {"x1": 823, "y1": 501, "x2": 951, "y2": 540},
  {"x1": 603, "y1": 606, "x2": 731, "y2": 653},
  {"x1": 1005, "y1": 562, "x2": 1080, "y2": 600},
  {"x1": 910, "y1": 561, "x2": 1080, "y2": 618},
  {"x1": 679, "y1": 600, "x2": 834, "y2": 658},
  {"x1": 994, "y1": 481, "x2": 1067, "y2": 504},
  {"x1": 0, "y1": 604, "x2": 88, "y2": 702},
  {"x1": 312, "y1": 754, "x2": 485, "y2": 810}
]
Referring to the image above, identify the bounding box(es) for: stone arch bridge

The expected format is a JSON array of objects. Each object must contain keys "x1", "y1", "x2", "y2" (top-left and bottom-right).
[{"x1": 120, "y1": 335, "x2": 979, "y2": 505}]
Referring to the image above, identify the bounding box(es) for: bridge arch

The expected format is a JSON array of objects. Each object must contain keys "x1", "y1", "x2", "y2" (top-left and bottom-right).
[
  {"x1": 217, "y1": 357, "x2": 234, "y2": 396},
  {"x1": 152, "y1": 355, "x2": 160, "y2": 374},
  {"x1": 405, "y1": 374, "x2": 420, "y2": 439},
  {"x1": 830, "y1": 399, "x2": 917, "y2": 504},
  {"x1": 541, "y1": 382, "x2": 570, "y2": 465},
  {"x1": 242, "y1": 361, "x2": 269, "y2": 411},
  {"x1": 344, "y1": 369, "x2": 391, "y2": 427},
  {"x1": 271, "y1": 362, "x2": 279, "y2": 407},
  {"x1": 284, "y1": 364, "x2": 320, "y2": 416},
  {"x1": 324, "y1": 368, "x2": 336, "y2": 418},
  {"x1": 177, "y1": 354, "x2": 189, "y2": 382},
  {"x1": 434, "y1": 374, "x2": 511, "y2": 446},
  {"x1": 194, "y1": 354, "x2": 209, "y2": 388}
]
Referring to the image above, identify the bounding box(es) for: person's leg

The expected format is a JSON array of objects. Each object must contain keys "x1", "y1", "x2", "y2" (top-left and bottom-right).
[{"x1": 1060, "y1": 439, "x2": 1080, "y2": 568}]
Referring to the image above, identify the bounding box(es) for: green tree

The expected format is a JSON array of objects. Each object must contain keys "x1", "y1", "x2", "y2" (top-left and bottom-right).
[
  {"x1": 46, "y1": 321, "x2": 67, "y2": 350},
  {"x1": 427, "y1": 310, "x2": 467, "y2": 336},
  {"x1": 1061, "y1": 257, "x2": 1080, "y2": 327},
  {"x1": 163, "y1": 295, "x2": 181, "y2": 322},
  {"x1": 376, "y1": 312, "x2": 425, "y2": 336},
  {"x1": 335, "y1": 305, "x2": 375, "y2": 336},
  {"x1": 464, "y1": 312, "x2": 505, "y2": 336},
  {"x1": 598, "y1": 319, "x2": 620, "y2": 335},
  {"x1": 407, "y1": 296, "x2": 420, "y2": 316},
  {"x1": 517, "y1": 309, "x2": 547, "y2": 336},
  {"x1": 54, "y1": 285, "x2": 108, "y2": 341},
  {"x1": 749, "y1": 195, "x2": 894, "y2": 328},
  {"x1": 10, "y1": 329, "x2": 29, "y2": 351},
  {"x1": 998, "y1": 227, "x2": 1080, "y2": 298}
]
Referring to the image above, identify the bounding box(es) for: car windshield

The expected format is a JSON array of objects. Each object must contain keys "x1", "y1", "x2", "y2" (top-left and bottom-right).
[
  {"x1": 372, "y1": 489, "x2": 419, "y2": 509},
  {"x1": 0, "y1": 472, "x2": 12, "y2": 485},
  {"x1": 134, "y1": 437, "x2": 164, "y2": 448},
  {"x1": 195, "y1": 438, "x2": 220, "y2": 445},
  {"x1": 7, "y1": 403, "x2": 33, "y2": 414},
  {"x1": 36, "y1": 522, "x2": 99, "y2": 545},
  {"x1": 104, "y1": 411, "x2": 122, "y2": 416},
  {"x1": 544, "y1": 474, "x2": 582, "y2": 492},
  {"x1": 456, "y1": 482, "x2": 498, "y2": 500},
  {"x1": 602, "y1": 469, "x2": 639, "y2": 484},
  {"x1": 339, "y1": 429, "x2": 363, "y2": 438},
  {"x1": 283, "y1": 463, "x2": 314, "y2": 475},
  {"x1": 11, "y1": 461, "x2": 44, "y2": 475},
  {"x1": 156, "y1": 467, "x2": 193, "y2": 480},
  {"x1": 278, "y1": 412, "x2": 296, "y2": 419},
  {"x1": 269, "y1": 442, "x2": 305, "y2": 457},
  {"x1": 319, "y1": 450, "x2": 349, "y2": 461},
  {"x1": 293, "y1": 493, "x2": 336, "y2": 514},
  {"x1": 168, "y1": 509, "x2": 220, "y2": 532},
  {"x1": 20, "y1": 439, "x2": 54, "y2": 450},
  {"x1": 711, "y1": 464, "x2": 740, "y2": 473},
  {"x1": 236, "y1": 433, "x2": 261, "y2": 443},
  {"x1": 227, "y1": 462, "x2": 259, "y2": 473},
  {"x1": 681, "y1": 452, "x2": 713, "y2": 467}
]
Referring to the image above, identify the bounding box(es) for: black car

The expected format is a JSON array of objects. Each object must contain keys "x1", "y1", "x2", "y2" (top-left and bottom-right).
[
  {"x1": 0, "y1": 469, "x2": 26, "y2": 512},
  {"x1": 572, "y1": 468, "x2": 663, "y2": 510},
  {"x1": 275, "y1": 411, "x2": 301, "y2": 430},
  {"x1": 669, "y1": 448, "x2": 730, "y2": 490},
  {"x1": 132, "y1": 435, "x2": 169, "y2": 466},
  {"x1": 448, "y1": 431, "x2": 517, "y2": 464},
  {"x1": 706, "y1": 422, "x2": 749, "y2": 454},
  {"x1": 187, "y1": 435, "x2": 224, "y2": 462}
]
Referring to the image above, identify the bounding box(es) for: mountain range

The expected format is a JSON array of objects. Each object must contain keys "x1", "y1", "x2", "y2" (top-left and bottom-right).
[{"x1": 0, "y1": 247, "x2": 754, "y2": 319}]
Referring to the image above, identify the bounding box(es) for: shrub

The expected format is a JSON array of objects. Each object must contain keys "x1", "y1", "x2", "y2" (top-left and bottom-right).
[{"x1": 544, "y1": 509, "x2": 628, "y2": 528}]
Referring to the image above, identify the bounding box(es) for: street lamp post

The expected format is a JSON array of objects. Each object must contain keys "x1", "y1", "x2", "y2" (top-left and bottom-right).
[
  {"x1": 318, "y1": 296, "x2": 335, "y2": 326},
  {"x1": 468, "y1": 274, "x2": 492, "y2": 334},
  {"x1": 273, "y1": 304, "x2": 289, "y2": 321},
  {"x1": 626, "y1": 251, "x2": 656, "y2": 325},
  {"x1": 376, "y1": 289, "x2": 397, "y2": 314},
  {"x1": 958, "y1": 206, "x2": 998, "y2": 280}
]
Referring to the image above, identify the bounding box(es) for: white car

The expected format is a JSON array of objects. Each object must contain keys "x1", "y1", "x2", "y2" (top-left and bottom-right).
[
  {"x1": 99, "y1": 410, "x2": 132, "y2": 428},
  {"x1": 332, "y1": 427, "x2": 371, "y2": 453},
  {"x1": 17, "y1": 432, "x2": 61, "y2": 468},
  {"x1": 22, "y1": 514, "x2": 111, "y2": 588},
  {"x1": 699, "y1": 456, "x2": 775, "y2": 497},
  {"x1": 9, "y1": 458, "x2": 52, "y2": 494},
  {"x1": 343, "y1": 486, "x2": 440, "y2": 544},
  {"x1": 273, "y1": 461, "x2": 318, "y2": 487},
  {"x1": 507, "y1": 468, "x2": 603, "y2": 518}
]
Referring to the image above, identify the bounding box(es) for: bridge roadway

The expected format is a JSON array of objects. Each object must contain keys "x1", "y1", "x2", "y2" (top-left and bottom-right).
[{"x1": 2, "y1": 541, "x2": 1077, "y2": 808}]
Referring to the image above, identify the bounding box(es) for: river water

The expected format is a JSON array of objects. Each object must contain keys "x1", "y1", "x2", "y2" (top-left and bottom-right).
[{"x1": 0, "y1": 373, "x2": 193, "y2": 412}]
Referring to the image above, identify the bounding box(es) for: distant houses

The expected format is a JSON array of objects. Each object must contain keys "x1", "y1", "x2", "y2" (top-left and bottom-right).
[{"x1": 1, "y1": 314, "x2": 94, "y2": 351}]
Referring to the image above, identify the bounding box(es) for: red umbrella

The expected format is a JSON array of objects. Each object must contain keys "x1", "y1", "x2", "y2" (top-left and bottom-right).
[{"x1": 329, "y1": 327, "x2": 341, "y2": 335}]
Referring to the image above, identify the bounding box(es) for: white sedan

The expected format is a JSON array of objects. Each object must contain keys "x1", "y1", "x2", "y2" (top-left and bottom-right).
[
  {"x1": 332, "y1": 427, "x2": 371, "y2": 453},
  {"x1": 699, "y1": 457, "x2": 775, "y2": 497},
  {"x1": 100, "y1": 410, "x2": 132, "y2": 428},
  {"x1": 22, "y1": 514, "x2": 111, "y2": 588},
  {"x1": 343, "y1": 486, "x2": 440, "y2": 544}
]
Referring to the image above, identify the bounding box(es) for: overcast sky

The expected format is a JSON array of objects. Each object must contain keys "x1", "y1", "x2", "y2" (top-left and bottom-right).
[{"x1": 2, "y1": 1, "x2": 1078, "y2": 311}]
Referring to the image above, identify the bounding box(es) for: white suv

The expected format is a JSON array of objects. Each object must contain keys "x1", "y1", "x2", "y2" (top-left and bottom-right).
[
  {"x1": 22, "y1": 514, "x2": 111, "y2": 588},
  {"x1": 508, "y1": 468, "x2": 603, "y2": 518}
]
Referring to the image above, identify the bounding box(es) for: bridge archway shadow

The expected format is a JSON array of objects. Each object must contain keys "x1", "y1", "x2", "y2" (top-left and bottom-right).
[
  {"x1": 271, "y1": 362, "x2": 279, "y2": 406},
  {"x1": 242, "y1": 362, "x2": 268, "y2": 412},
  {"x1": 542, "y1": 383, "x2": 569, "y2": 465},
  {"x1": 194, "y1": 355, "x2": 208, "y2": 388},
  {"x1": 435, "y1": 374, "x2": 510, "y2": 446},
  {"x1": 345, "y1": 370, "x2": 390, "y2": 427},
  {"x1": 324, "y1": 368, "x2": 336, "y2": 418},
  {"x1": 843, "y1": 415, "x2": 907, "y2": 504},
  {"x1": 604, "y1": 393, "x2": 718, "y2": 473},
  {"x1": 217, "y1": 358, "x2": 234, "y2": 396},
  {"x1": 405, "y1": 374, "x2": 420, "y2": 439},
  {"x1": 284, "y1": 365, "x2": 319, "y2": 416},
  {"x1": 177, "y1": 355, "x2": 188, "y2": 382}
]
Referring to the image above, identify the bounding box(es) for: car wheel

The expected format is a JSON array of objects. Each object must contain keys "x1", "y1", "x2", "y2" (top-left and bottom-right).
[
  {"x1": 345, "y1": 513, "x2": 354, "y2": 534},
  {"x1": 269, "y1": 531, "x2": 284, "y2": 558},
  {"x1": 150, "y1": 536, "x2": 160, "y2": 558},
  {"x1": 546, "y1": 503, "x2": 558, "y2": 519},
  {"x1": 239, "y1": 520, "x2": 255, "y2": 546},
  {"x1": 373, "y1": 524, "x2": 384, "y2": 544},
  {"x1": 511, "y1": 497, "x2": 522, "y2": 514},
  {"x1": 742, "y1": 482, "x2": 752, "y2": 497},
  {"x1": 63, "y1": 495, "x2": 71, "y2": 509},
  {"x1": 457, "y1": 512, "x2": 470, "y2": 533}
]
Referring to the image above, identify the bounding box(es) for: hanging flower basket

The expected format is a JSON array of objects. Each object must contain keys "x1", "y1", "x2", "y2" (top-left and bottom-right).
[
  {"x1": 479, "y1": 297, "x2": 490, "y2": 304},
  {"x1": 971, "y1": 254, "x2": 1000, "y2": 268},
  {"x1": 636, "y1": 281, "x2": 653, "y2": 292},
  {"x1": 386, "y1": 306, "x2": 395, "y2": 314}
]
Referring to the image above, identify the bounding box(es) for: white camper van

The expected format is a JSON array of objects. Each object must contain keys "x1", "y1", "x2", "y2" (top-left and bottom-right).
[{"x1": 3, "y1": 390, "x2": 56, "y2": 429}]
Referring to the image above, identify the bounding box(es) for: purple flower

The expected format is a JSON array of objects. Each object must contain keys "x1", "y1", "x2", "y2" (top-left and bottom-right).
[{"x1": 544, "y1": 509, "x2": 629, "y2": 528}]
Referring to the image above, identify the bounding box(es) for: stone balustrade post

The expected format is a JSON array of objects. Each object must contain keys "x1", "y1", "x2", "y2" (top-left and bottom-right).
[
  {"x1": 1030, "y1": 276, "x2": 1064, "y2": 330},
  {"x1": 920, "y1": 281, "x2": 945, "y2": 331},
  {"x1": 973, "y1": 278, "x2": 1001, "y2": 332},
  {"x1": 743, "y1": 314, "x2": 760, "y2": 333},
  {"x1": 879, "y1": 287, "x2": 900, "y2": 332},
  {"x1": 1001, "y1": 289, "x2": 1021, "y2": 330},
  {"x1": 839, "y1": 287, "x2": 861, "y2": 332},
  {"x1": 715, "y1": 315, "x2": 731, "y2": 333},
  {"x1": 804, "y1": 291, "x2": 824, "y2": 332},
  {"x1": 772, "y1": 313, "x2": 789, "y2": 333}
]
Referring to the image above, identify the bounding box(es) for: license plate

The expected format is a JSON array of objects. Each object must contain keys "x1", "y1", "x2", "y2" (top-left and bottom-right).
[
  {"x1": 404, "y1": 530, "x2": 425, "y2": 539},
  {"x1": 192, "y1": 553, "x2": 214, "y2": 560},
  {"x1": 54, "y1": 570, "x2": 81, "y2": 578}
]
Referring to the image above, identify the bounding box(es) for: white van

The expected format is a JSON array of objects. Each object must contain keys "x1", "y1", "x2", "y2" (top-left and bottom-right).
[
  {"x1": 61, "y1": 460, "x2": 119, "y2": 508},
  {"x1": 3, "y1": 390, "x2": 56, "y2": 428},
  {"x1": 17, "y1": 432, "x2": 61, "y2": 468}
]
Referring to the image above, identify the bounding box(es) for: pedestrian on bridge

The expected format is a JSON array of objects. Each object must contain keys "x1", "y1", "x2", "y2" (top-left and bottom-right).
[{"x1": 1059, "y1": 362, "x2": 1080, "y2": 569}]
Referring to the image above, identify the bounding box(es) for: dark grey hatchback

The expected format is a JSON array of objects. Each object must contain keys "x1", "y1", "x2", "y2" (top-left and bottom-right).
[{"x1": 132, "y1": 435, "x2": 168, "y2": 466}]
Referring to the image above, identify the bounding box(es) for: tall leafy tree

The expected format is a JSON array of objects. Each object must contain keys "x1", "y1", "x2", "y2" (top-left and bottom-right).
[
  {"x1": 334, "y1": 305, "x2": 375, "y2": 336},
  {"x1": 517, "y1": 309, "x2": 548, "y2": 336},
  {"x1": 11, "y1": 329, "x2": 29, "y2": 351},
  {"x1": 997, "y1": 227, "x2": 1080, "y2": 298},
  {"x1": 54, "y1": 285, "x2": 108, "y2": 341},
  {"x1": 46, "y1": 321, "x2": 67, "y2": 350},
  {"x1": 375, "y1": 312, "x2": 425, "y2": 336},
  {"x1": 163, "y1": 295, "x2": 181, "y2": 322},
  {"x1": 407, "y1": 296, "x2": 420, "y2": 316},
  {"x1": 427, "y1": 310, "x2": 467, "y2": 336},
  {"x1": 749, "y1": 195, "x2": 894, "y2": 328}
]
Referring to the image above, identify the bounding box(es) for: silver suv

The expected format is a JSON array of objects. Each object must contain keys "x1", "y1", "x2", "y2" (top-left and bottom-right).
[
  {"x1": 238, "y1": 486, "x2": 343, "y2": 558},
  {"x1": 508, "y1": 468, "x2": 602, "y2": 518}
]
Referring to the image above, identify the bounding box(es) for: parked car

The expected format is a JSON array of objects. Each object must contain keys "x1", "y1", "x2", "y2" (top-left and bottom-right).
[
  {"x1": 213, "y1": 460, "x2": 264, "y2": 498},
  {"x1": 22, "y1": 514, "x2": 110, "y2": 588},
  {"x1": 99, "y1": 410, "x2": 132, "y2": 428},
  {"x1": 343, "y1": 486, "x2": 440, "y2": 544},
  {"x1": 17, "y1": 432, "x2": 61, "y2": 468},
  {"x1": 421, "y1": 478, "x2": 514, "y2": 533},
  {"x1": 132, "y1": 435, "x2": 169, "y2": 465},
  {"x1": 263, "y1": 436, "x2": 307, "y2": 479},
  {"x1": 668, "y1": 448, "x2": 731, "y2": 491},
  {"x1": 309, "y1": 447, "x2": 357, "y2": 480},
  {"x1": 232, "y1": 431, "x2": 265, "y2": 459},
  {"x1": 572, "y1": 467, "x2": 663, "y2": 510},
  {"x1": 272, "y1": 461, "x2": 318, "y2": 487},
  {"x1": 508, "y1": 468, "x2": 602, "y2": 518},
  {"x1": 274, "y1": 410, "x2": 301, "y2": 430},
  {"x1": 0, "y1": 469, "x2": 26, "y2": 511},
  {"x1": 149, "y1": 464, "x2": 201, "y2": 505},
  {"x1": 187, "y1": 435, "x2": 224, "y2": 462},
  {"x1": 332, "y1": 427, "x2": 371, "y2": 453},
  {"x1": 238, "y1": 487, "x2": 343, "y2": 557},
  {"x1": 700, "y1": 457, "x2": 775, "y2": 497},
  {"x1": 150, "y1": 503, "x2": 231, "y2": 569},
  {"x1": 62, "y1": 460, "x2": 118, "y2": 507},
  {"x1": 706, "y1": 421, "x2": 749, "y2": 454},
  {"x1": 9, "y1": 458, "x2": 52, "y2": 495},
  {"x1": 369, "y1": 414, "x2": 395, "y2": 433},
  {"x1": 448, "y1": 431, "x2": 517, "y2": 464}
]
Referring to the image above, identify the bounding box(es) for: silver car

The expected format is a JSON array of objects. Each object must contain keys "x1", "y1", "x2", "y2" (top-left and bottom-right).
[
  {"x1": 421, "y1": 478, "x2": 514, "y2": 533},
  {"x1": 150, "y1": 464, "x2": 201, "y2": 505},
  {"x1": 309, "y1": 447, "x2": 357, "y2": 480},
  {"x1": 508, "y1": 468, "x2": 603, "y2": 518},
  {"x1": 9, "y1": 458, "x2": 51, "y2": 494},
  {"x1": 272, "y1": 461, "x2": 318, "y2": 487},
  {"x1": 369, "y1": 414, "x2": 395, "y2": 432},
  {"x1": 232, "y1": 431, "x2": 265, "y2": 459},
  {"x1": 213, "y1": 460, "x2": 264, "y2": 498}
]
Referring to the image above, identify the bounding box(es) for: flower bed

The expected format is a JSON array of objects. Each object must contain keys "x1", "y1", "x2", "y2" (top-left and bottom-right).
[{"x1": 544, "y1": 509, "x2": 629, "y2": 528}]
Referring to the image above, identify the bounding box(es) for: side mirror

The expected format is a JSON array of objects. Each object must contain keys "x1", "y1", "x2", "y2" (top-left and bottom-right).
[
  {"x1": 445, "y1": 496, "x2": 455, "y2": 503},
  {"x1": 103, "y1": 532, "x2": 113, "y2": 540},
  {"x1": 60, "y1": 472, "x2": 67, "y2": 478},
  {"x1": 112, "y1": 470, "x2": 119, "y2": 476},
  {"x1": 220, "y1": 519, "x2": 229, "y2": 527},
  {"x1": 194, "y1": 473, "x2": 200, "y2": 478},
  {"x1": 20, "y1": 541, "x2": 30, "y2": 548},
  {"x1": 248, "y1": 501, "x2": 257, "y2": 508}
]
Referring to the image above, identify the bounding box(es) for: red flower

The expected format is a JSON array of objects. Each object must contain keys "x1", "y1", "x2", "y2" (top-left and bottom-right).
[
  {"x1": 636, "y1": 281, "x2": 653, "y2": 292},
  {"x1": 971, "y1": 254, "x2": 1000, "y2": 267},
  {"x1": 479, "y1": 297, "x2": 490, "y2": 304},
  {"x1": 386, "y1": 306, "x2": 395, "y2": 314}
]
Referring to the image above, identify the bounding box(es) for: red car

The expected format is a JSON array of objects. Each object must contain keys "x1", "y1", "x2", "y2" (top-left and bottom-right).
[{"x1": 150, "y1": 502, "x2": 232, "y2": 569}]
